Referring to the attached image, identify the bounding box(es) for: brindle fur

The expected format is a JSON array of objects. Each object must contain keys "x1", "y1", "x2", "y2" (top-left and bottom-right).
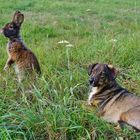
[
  {"x1": 88, "y1": 63, "x2": 140, "y2": 131},
  {"x1": 1, "y1": 11, "x2": 41, "y2": 82}
]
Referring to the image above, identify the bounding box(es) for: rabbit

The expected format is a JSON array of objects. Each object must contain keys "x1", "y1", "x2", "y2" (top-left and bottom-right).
[{"x1": 0, "y1": 11, "x2": 41, "y2": 82}]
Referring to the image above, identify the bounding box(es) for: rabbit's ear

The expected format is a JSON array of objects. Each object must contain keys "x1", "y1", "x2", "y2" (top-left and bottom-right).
[{"x1": 13, "y1": 11, "x2": 24, "y2": 26}]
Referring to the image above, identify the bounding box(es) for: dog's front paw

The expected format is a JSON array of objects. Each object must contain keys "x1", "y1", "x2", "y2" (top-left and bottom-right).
[
  {"x1": 88, "y1": 100, "x2": 93, "y2": 106},
  {"x1": 88, "y1": 99, "x2": 99, "y2": 107}
]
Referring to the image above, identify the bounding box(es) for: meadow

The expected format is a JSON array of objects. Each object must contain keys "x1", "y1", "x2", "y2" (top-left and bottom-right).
[{"x1": 0, "y1": 0, "x2": 140, "y2": 139}]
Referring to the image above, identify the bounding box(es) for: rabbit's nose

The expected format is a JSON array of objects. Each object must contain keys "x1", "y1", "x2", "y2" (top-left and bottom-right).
[{"x1": 0, "y1": 29, "x2": 3, "y2": 34}]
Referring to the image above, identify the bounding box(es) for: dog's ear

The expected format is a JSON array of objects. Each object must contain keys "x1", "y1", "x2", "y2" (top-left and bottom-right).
[
  {"x1": 13, "y1": 11, "x2": 24, "y2": 26},
  {"x1": 88, "y1": 63, "x2": 98, "y2": 75},
  {"x1": 107, "y1": 64, "x2": 118, "y2": 79}
]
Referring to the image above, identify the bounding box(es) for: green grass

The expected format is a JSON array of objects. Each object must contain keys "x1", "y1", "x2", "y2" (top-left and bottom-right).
[{"x1": 0, "y1": 0, "x2": 140, "y2": 139}]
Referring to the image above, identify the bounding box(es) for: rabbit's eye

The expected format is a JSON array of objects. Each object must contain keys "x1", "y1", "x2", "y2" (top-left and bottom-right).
[{"x1": 9, "y1": 25, "x2": 13, "y2": 30}]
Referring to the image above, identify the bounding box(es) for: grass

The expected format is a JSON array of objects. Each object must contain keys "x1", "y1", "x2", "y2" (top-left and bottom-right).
[{"x1": 0, "y1": 0, "x2": 140, "y2": 139}]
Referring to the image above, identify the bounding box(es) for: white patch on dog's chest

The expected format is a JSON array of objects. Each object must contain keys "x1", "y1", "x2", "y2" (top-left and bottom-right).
[{"x1": 88, "y1": 87, "x2": 98, "y2": 105}]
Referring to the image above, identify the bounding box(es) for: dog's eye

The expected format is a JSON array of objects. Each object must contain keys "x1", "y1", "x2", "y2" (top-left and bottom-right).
[
  {"x1": 100, "y1": 75, "x2": 105, "y2": 78},
  {"x1": 102, "y1": 72, "x2": 106, "y2": 75},
  {"x1": 100, "y1": 72, "x2": 106, "y2": 77}
]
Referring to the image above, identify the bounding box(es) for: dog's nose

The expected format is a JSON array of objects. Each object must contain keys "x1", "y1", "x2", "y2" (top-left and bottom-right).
[{"x1": 89, "y1": 77, "x2": 95, "y2": 84}]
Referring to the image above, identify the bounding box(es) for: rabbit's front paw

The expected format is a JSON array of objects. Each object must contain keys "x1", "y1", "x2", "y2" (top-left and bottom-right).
[{"x1": 3, "y1": 65, "x2": 9, "y2": 71}]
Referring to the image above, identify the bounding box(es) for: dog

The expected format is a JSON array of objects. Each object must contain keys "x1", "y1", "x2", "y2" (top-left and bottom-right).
[
  {"x1": 0, "y1": 11, "x2": 41, "y2": 82},
  {"x1": 88, "y1": 63, "x2": 140, "y2": 131}
]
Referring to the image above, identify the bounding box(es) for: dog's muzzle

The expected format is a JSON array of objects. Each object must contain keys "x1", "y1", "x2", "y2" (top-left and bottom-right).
[
  {"x1": 89, "y1": 77, "x2": 95, "y2": 85},
  {"x1": 89, "y1": 76, "x2": 99, "y2": 86}
]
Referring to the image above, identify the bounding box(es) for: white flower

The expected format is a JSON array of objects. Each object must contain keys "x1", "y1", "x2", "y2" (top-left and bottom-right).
[
  {"x1": 66, "y1": 44, "x2": 74, "y2": 48},
  {"x1": 58, "y1": 40, "x2": 69, "y2": 44},
  {"x1": 109, "y1": 39, "x2": 117, "y2": 43},
  {"x1": 86, "y1": 9, "x2": 91, "y2": 12}
]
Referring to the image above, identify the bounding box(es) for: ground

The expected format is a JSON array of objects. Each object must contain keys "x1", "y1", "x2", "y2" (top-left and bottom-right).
[{"x1": 0, "y1": 0, "x2": 140, "y2": 139}]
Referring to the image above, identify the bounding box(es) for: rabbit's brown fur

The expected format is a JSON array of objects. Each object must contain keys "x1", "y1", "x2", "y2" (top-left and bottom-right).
[
  {"x1": 6, "y1": 39, "x2": 41, "y2": 82},
  {"x1": 1, "y1": 11, "x2": 41, "y2": 82}
]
